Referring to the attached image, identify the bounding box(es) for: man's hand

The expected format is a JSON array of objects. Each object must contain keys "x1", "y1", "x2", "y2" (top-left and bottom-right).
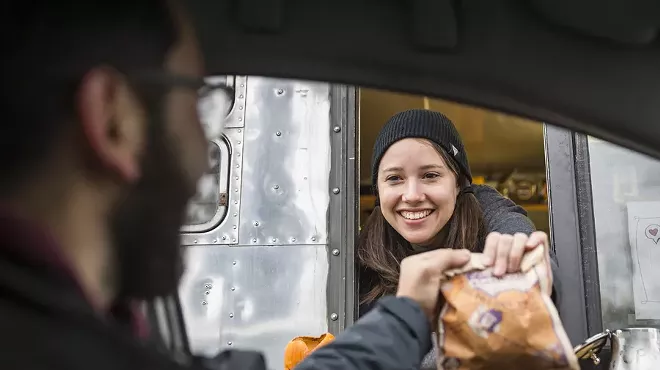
[
  {"x1": 483, "y1": 231, "x2": 550, "y2": 277},
  {"x1": 396, "y1": 248, "x2": 471, "y2": 321}
]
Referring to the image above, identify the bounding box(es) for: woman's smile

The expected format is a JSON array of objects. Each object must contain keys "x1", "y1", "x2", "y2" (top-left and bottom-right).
[{"x1": 398, "y1": 209, "x2": 435, "y2": 222}]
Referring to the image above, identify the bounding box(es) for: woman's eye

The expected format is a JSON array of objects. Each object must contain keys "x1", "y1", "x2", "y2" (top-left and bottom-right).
[
  {"x1": 423, "y1": 172, "x2": 440, "y2": 179},
  {"x1": 386, "y1": 175, "x2": 402, "y2": 182}
]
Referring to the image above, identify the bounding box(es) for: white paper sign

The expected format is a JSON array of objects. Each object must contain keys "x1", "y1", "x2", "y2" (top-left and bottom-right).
[{"x1": 627, "y1": 201, "x2": 660, "y2": 320}]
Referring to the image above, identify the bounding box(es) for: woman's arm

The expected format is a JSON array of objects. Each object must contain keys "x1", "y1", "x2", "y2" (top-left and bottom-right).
[
  {"x1": 473, "y1": 184, "x2": 561, "y2": 307},
  {"x1": 473, "y1": 184, "x2": 536, "y2": 235}
]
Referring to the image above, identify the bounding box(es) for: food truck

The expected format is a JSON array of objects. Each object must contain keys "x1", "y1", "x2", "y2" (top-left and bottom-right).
[{"x1": 143, "y1": 74, "x2": 660, "y2": 370}]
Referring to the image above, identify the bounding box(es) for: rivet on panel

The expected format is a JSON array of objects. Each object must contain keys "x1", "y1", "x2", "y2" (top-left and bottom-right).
[
  {"x1": 234, "y1": 188, "x2": 239, "y2": 192},
  {"x1": 205, "y1": 291, "x2": 210, "y2": 295},
  {"x1": 232, "y1": 261, "x2": 237, "y2": 266},
  {"x1": 291, "y1": 237, "x2": 296, "y2": 242},
  {"x1": 238, "y1": 129, "x2": 242, "y2": 133},
  {"x1": 193, "y1": 239, "x2": 198, "y2": 244},
  {"x1": 201, "y1": 301, "x2": 208, "y2": 306},
  {"x1": 276, "y1": 131, "x2": 281, "y2": 136},
  {"x1": 204, "y1": 283, "x2": 213, "y2": 289},
  {"x1": 222, "y1": 235, "x2": 227, "y2": 240},
  {"x1": 240, "y1": 83, "x2": 244, "y2": 87},
  {"x1": 233, "y1": 225, "x2": 237, "y2": 230},
  {"x1": 276, "y1": 89, "x2": 284, "y2": 95},
  {"x1": 231, "y1": 287, "x2": 236, "y2": 291},
  {"x1": 234, "y1": 200, "x2": 238, "y2": 204},
  {"x1": 235, "y1": 164, "x2": 240, "y2": 168},
  {"x1": 332, "y1": 249, "x2": 340, "y2": 256},
  {"x1": 332, "y1": 188, "x2": 340, "y2": 194},
  {"x1": 227, "y1": 341, "x2": 233, "y2": 346},
  {"x1": 233, "y1": 213, "x2": 237, "y2": 217},
  {"x1": 311, "y1": 237, "x2": 317, "y2": 242},
  {"x1": 232, "y1": 238, "x2": 236, "y2": 242},
  {"x1": 238, "y1": 117, "x2": 243, "y2": 122},
  {"x1": 213, "y1": 238, "x2": 218, "y2": 244},
  {"x1": 237, "y1": 140, "x2": 241, "y2": 144},
  {"x1": 273, "y1": 184, "x2": 279, "y2": 190},
  {"x1": 272, "y1": 238, "x2": 277, "y2": 243},
  {"x1": 239, "y1": 94, "x2": 244, "y2": 99},
  {"x1": 330, "y1": 313, "x2": 338, "y2": 321},
  {"x1": 239, "y1": 106, "x2": 243, "y2": 110},
  {"x1": 252, "y1": 238, "x2": 257, "y2": 243},
  {"x1": 333, "y1": 126, "x2": 341, "y2": 133},
  {"x1": 235, "y1": 176, "x2": 239, "y2": 180},
  {"x1": 254, "y1": 221, "x2": 260, "y2": 227},
  {"x1": 229, "y1": 313, "x2": 234, "y2": 318}
]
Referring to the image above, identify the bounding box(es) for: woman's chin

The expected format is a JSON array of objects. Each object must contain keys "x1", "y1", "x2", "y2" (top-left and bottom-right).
[{"x1": 403, "y1": 233, "x2": 435, "y2": 247}]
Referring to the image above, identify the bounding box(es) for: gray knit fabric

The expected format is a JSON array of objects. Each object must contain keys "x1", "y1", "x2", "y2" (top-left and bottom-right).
[
  {"x1": 473, "y1": 184, "x2": 536, "y2": 237},
  {"x1": 420, "y1": 335, "x2": 439, "y2": 370}
]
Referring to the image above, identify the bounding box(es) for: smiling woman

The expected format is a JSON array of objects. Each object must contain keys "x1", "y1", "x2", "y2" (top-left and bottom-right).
[
  {"x1": 360, "y1": 109, "x2": 527, "y2": 305},
  {"x1": 357, "y1": 108, "x2": 561, "y2": 369}
]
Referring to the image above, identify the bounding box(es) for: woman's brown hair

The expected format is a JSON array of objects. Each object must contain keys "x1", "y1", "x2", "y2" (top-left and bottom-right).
[{"x1": 358, "y1": 142, "x2": 486, "y2": 306}]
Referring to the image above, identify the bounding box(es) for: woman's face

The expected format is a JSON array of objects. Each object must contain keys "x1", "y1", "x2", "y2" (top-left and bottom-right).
[{"x1": 377, "y1": 138, "x2": 459, "y2": 246}]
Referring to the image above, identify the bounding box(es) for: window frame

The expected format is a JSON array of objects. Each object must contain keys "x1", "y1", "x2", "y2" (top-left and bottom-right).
[
  {"x1": 181, "y1": 136, "x2": 231, "y2": 233},
  {"x1": 545, "y1": 124, "x2": 603, "y2": 345}
]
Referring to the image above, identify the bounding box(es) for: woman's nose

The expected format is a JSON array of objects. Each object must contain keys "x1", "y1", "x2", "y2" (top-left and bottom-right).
[{"x1": 402, "y1": 181, "x2": 424, "y2": 203}]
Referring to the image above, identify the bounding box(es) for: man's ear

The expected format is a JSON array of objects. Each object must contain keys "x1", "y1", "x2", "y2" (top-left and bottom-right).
[{"x1": 76, "y1": 67, "x2": 147, "y2": 183}]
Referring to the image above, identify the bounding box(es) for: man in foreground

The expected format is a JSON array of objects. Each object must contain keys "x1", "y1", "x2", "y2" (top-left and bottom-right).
[{"x1": 1, "y1": 1, "x2": 533, "y2": 370}]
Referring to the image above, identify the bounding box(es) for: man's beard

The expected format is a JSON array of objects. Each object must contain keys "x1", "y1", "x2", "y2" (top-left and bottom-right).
[{"x1": 110, "y1": 113, "x2": 195, "y2": 301}]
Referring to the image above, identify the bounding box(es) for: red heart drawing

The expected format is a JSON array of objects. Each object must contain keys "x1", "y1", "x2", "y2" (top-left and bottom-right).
[{"x1": 650, "y1": 228, "x2": 658, "y2": 237}]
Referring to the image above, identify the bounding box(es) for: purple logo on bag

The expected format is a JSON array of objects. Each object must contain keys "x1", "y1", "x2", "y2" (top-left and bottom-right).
[
  {"x1": 478, "y1": 309, "x2": 503, "y2": 333},
  {"x1": 468, "y1": 306, "x2": 504, "y2": 338}
]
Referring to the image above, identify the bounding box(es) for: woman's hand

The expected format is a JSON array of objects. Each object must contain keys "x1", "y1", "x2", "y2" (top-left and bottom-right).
[{"x1": 483, "y1": 231, "x2": 549, "y2": 277}]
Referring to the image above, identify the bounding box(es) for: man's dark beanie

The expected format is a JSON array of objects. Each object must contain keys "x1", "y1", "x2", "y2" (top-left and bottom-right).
[{"x1": 371, "y1": 109, "x2": 472, "y2": 188}]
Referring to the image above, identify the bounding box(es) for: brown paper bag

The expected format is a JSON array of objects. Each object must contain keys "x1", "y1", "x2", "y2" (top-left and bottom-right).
[{"x1": 436, "y1": 246, "x2": 579, "y2": 370}]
